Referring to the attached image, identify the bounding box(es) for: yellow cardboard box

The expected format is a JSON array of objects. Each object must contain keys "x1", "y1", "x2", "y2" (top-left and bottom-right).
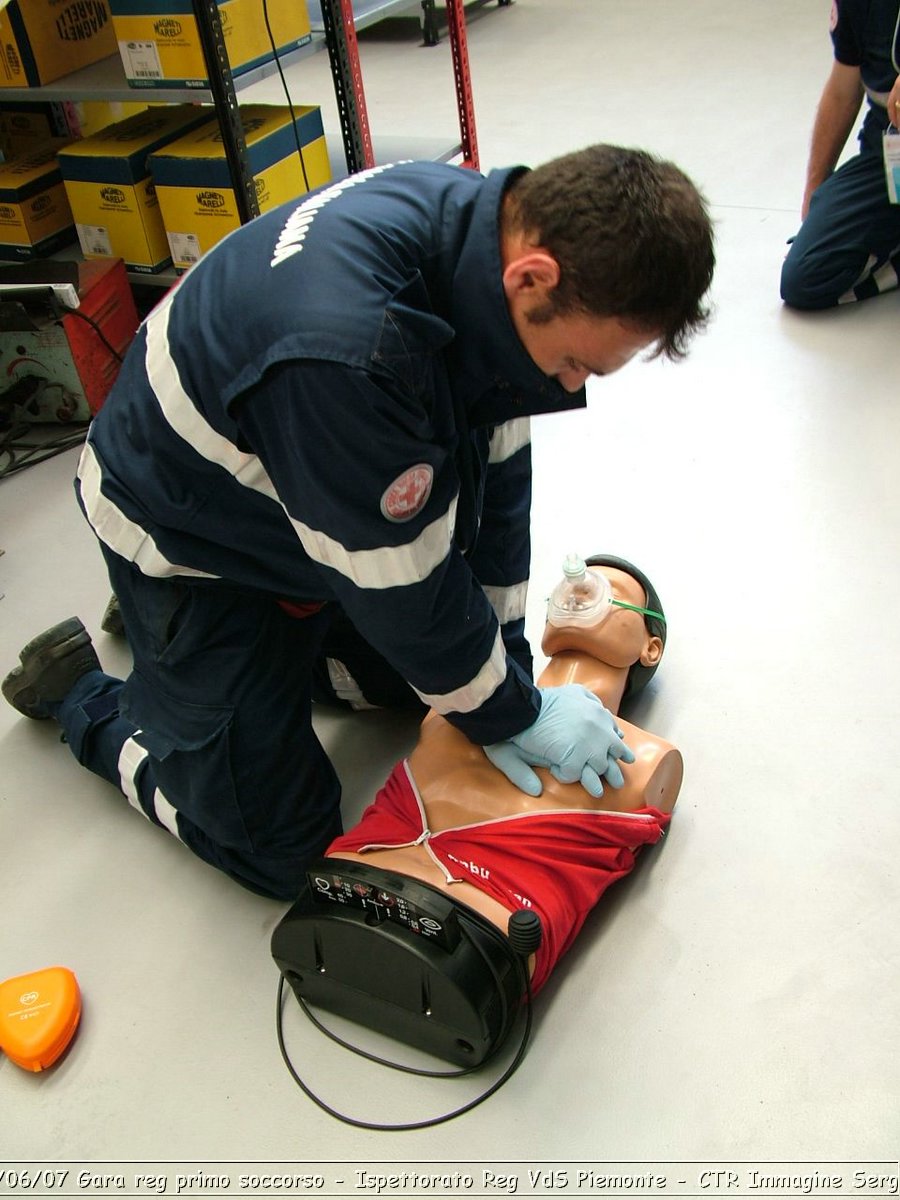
[
  {"x1": 0, "y1": 99, "x2": 149, "y2": 159},
  {"x1": 68, "y1": 98, "x2": 151, "y2": 138},
  {"x1": 0, "y1": 101, "x2": 70, "y2": 158},
  {"x1": 109, "y1": 0, "x2": 311, "y2": 90},
  {"x1": 0, "y1": 138, "x2": 75, "y2": 260},
  {"x1": 0, "y1": 0, "x2": 118, "y2": 89},
  {"x1": 149, "y1": 104, "x2": 330, "y2": 270},
  {"x1": 57, "y1": 103, "x2": 210, "y2": 273}
]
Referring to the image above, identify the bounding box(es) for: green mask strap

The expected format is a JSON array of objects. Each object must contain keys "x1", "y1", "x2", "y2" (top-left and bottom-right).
[{"x1": 610, "y1": 599, "x2": 667, "y2": 623}]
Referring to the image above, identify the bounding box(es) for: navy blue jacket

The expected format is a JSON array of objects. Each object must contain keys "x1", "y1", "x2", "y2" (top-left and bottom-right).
[
  {"x1": 77, "y1": 161, "x2": 585, "y2": 744},
  {"x1": 832, "y1": 0, "x2": 900, "y2": 140}
]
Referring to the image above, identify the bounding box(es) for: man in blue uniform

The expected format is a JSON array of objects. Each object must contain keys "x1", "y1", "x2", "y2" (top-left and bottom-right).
[
  {"x1": 3, "y1": 145, "x2": 715, "y2": 899},
  {"x1": 781, "y1": 0, "x2": 900, "y2": 307}
]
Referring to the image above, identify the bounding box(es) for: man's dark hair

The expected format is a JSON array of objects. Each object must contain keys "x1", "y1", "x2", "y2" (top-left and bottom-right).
[
  {"x1": 504, "y1": 144, "x2": 715, "y2": 359},
  {"x1": 585, "y1": 553, "x2": 666, "y2": 705}
]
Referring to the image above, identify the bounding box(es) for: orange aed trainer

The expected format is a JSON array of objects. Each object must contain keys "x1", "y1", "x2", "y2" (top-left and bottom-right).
[{"x1": 0, "y1": 966, "x2": 81, "y2": 1071}]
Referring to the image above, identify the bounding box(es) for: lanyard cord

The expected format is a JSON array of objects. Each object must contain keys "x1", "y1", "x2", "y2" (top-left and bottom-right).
[{"x1": 893, "y1": 3, "x2": 900, "y2": 75}]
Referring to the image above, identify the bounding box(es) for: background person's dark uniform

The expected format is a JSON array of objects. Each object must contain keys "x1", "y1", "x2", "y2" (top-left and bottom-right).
[
  {"x1": 781, "y1": 0, "x2": 900, "y2": 307},
  {"x1": 61, "y1": 161, "x2": 587, "y2": 898}
]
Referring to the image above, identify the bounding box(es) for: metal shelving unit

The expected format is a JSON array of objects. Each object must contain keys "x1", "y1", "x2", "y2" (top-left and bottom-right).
[
  {"x1": 308, "y1": 0, "x2": 509, "y2": 49},
  {"x1": 317, "y1": 0, "x2": 375, "y2": 172},
  {"x1": 420, "y1": 0, "x2": 511, "y2": 49},
  {"x1": 2, "y1": 1, "x2": 479, "y2": 176},
  {"x1": 6, "y1": 0, "x2": 481, "y2": 280},
  {"x1": 312, "y1": 0, "x2": 482, "y2": 173},
  {"x1": 0, "y1": 29, "x2": 330, "y2": 227},
  {"x1": 308, "y1": 0, "x2": 420, "y2": 33},
  {"x1": 0, "y1": 38, "x2": 322, "y2": 105}
]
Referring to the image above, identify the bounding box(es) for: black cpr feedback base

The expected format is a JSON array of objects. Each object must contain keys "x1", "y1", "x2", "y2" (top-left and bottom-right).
[{"x1": 271, "y1": 858, "x2": 526, "y2": 1066}]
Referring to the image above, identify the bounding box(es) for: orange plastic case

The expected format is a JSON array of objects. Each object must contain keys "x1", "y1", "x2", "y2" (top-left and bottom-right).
[{"x1": 0, "y1": 967, "x2": 81, "y2": 1071}]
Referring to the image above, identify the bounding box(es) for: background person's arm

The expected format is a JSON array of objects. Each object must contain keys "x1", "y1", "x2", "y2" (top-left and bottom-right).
[
  {"x1": 801, "y1": 60, "x2": 865, "y2": 218},
  {"x1": 888, "y1": 75, "x2": 900, "y2": 129}
]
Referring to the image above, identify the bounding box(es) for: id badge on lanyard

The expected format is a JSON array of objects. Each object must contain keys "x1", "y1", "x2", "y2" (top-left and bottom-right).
[
  {"x1": 885, "y1": 126, "x2": 900, "y2": 203},
  {"x1": 887, "y1": 2, "x2": 900, "y2": 202}
]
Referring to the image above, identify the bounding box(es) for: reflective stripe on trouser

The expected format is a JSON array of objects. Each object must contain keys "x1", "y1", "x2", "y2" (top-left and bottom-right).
[
  {"x1": 54, "y1": 553, "x2": 347, "y2": 899},
  {"x1": 117, "y1": 735, "x2": 180, "y2": 837},
  {"x1": 781, "y1": 118, "x2": 900, "y2": 309}
]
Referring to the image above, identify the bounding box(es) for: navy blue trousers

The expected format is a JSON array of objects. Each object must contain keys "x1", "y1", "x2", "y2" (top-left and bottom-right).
[
  {"x1": 55, "y1": 550, "x2": 420, "y2": 899},
  {"x1": 781, "y1": 116, "x2": 900, "y2": 309}
]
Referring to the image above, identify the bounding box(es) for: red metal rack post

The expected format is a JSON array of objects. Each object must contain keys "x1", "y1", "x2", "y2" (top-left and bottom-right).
[
  {"x1": 319, "y1": 0, "x2": 376, "y2": 174},
  {"x1": 444, "y1": 0, "x2": 479, "y2": 170}
]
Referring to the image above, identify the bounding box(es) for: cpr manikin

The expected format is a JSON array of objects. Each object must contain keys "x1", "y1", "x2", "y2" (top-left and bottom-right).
[{"x1": 324, "y1": 554, "x2": 681, "y2": 993}]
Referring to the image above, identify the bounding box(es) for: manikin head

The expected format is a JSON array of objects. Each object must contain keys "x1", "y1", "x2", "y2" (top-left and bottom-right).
[{"x1": 541, "y1": 554, "x2": 667, "y2": 705}]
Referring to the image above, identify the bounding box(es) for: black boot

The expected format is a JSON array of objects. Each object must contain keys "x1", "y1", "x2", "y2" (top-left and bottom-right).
[
  {"x1": 100, "y1": 594, "x2": 125, "y2": 636},
  {"x1": 2, "y1": 617, "x2": 101, "y2": 720}
]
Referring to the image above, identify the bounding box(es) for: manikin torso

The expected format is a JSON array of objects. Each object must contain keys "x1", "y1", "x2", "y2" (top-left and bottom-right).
[{"x1": 327, "y1": 565, "x2": 683, "y2": 937}]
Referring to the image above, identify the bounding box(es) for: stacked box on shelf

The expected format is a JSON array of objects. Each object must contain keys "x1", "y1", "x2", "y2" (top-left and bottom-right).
[
  {"x1": 0, "y1": 102, "x2": 71, "y2": 160},
  {"x1": 0, "y1": 139, "x2": 76, "y2": 260},
  {"x1": 108, "y1": 0, "x2": 311, "y2": 90},
  {"x1": 67, "y1": 99, "x2": 152, "y2": 139},
  {"x1": 0, "y1": 100, "x2": 150, "y2": 161},
  {"x1": 0, "y1": 0, "x2": 118, "y2": 89},
  {"x1": 57, "y1": 104, "x2": 211, "y2": 274},
  {"x1": 149, "y1": 103, "x2": 330, "y2": 271}
]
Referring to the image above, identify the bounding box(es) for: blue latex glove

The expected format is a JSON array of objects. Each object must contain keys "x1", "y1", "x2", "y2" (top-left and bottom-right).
[{"x1": 483, "y1": 684, "x2": 635, "y2": 798}]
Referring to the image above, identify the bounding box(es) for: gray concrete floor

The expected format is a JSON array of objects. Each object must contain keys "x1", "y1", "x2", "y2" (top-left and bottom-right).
[{"x1": 2, "y1": 0, "x2": 899, "y2": 1176}]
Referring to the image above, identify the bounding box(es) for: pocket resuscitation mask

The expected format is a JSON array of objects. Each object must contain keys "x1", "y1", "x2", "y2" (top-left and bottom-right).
[{"x1": 546, "y1": 554, "x2": 665, "y2": 629}]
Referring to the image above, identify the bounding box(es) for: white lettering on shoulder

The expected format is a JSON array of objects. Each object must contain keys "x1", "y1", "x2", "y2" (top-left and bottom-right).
[{"x1": 269, "y1": 161, "x2": 409, "y2": 269}]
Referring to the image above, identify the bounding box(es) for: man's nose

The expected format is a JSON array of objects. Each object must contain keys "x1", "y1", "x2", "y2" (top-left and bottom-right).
[{"x1": 557, "y1": 366, "x2": 591, "y2": 392}]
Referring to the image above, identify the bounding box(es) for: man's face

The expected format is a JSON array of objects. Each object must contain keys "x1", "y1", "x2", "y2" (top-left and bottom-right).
[
  {"x1": 514, "y1": 306, "x2": 658, "y2": 393},
  {"x1": 499, "y1": 240, "x2": 660, "y2": 390},
  {"x1": 513, "y1": 307, "x2": 657, "y2": 391}
]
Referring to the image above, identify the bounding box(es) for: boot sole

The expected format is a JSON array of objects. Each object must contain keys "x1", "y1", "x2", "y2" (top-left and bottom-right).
[{"x1": 2, "y1": 618, "x2": 96, "y2": 719}]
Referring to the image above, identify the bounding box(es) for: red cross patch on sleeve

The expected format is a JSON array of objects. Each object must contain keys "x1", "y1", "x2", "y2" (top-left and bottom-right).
[{"x1": 380, "y1": 464, "x2": 434, "y2": 523}]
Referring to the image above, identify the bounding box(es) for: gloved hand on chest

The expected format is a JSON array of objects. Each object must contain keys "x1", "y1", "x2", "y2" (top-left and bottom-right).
[{"x1": 483, "y1": 684, "x2": 634, "y2": 798}]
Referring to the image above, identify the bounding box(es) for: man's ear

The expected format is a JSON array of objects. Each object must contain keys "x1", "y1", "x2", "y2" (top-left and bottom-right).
[
  {"x1": 501, "y1": 250, "x2": 561, "y2": 302},
  {"x1": 639, "y1": 636, "x2": 663, "y2": 668}
]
